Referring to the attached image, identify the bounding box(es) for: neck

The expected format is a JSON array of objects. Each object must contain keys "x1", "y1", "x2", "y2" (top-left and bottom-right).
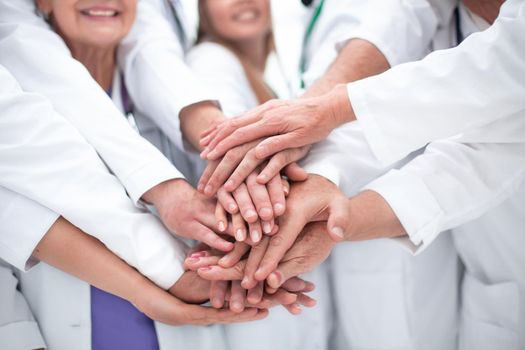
[
  {"x1": 69, "y1": 43, "x2": 116, "y2": 91},
  {"x1": 230, "y1": 34, "x2": 269, "y2": 72}
]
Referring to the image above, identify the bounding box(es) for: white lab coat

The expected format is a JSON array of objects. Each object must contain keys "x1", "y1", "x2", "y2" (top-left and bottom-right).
[
  {"x1": 304, "y1": 0, "x2": 525, "y2": 349},
  {"x1": 186, "y1": 41, "x2": 333, "y2": 350},
  {"x1": 292, "y1": 1, "x2": 461, "y2": 349},
  {"x1": 0, "y1": 67, "x2": 226, "y2": 349},
  {"x1": 0, "y1": 0, "x2": 184, "y2": 203},
  {"x1": 0, "y1": 260, "x2": 46, "y2": 350}
]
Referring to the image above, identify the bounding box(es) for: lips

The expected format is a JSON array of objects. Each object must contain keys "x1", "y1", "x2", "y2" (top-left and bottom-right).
[
  {"x1": 80, "y1": 8, "x2": 120, "y2": 17},
  {"x1": 232, "y1": 8, "x2": 260, "y2": 22}
]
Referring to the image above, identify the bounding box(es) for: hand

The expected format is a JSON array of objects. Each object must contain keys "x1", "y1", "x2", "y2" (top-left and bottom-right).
[
  {"x1": 142, "y1": 179, "x2": 234, "y2": 252},
  {"x1": 250, "y1": 175, "x2": 347, "y2": 281},
  {"x1": 198, "y1": 138, "x2": 309, "y2": 195},
  {"x1": 200, "y1": 85, "x2": 352, "y2": 161},
  {"x1": 265, "y1": 222, "x2": 335, "y2": 289},
  {"x1": 131, "y1": 276, "x2": 268, "y2": 326},
  {"x1": 169, "y1": 270, "x2": 210, "y2": 304}
]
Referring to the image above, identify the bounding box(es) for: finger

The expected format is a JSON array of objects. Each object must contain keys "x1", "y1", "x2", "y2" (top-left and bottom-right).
[
  {"x1": 197, "y1": 260, "x2": 246, "y2": 281},
  {"x1": 281, "y1": 277, "x2": 316, "y2": 293},
  {"x1": 232, "y1": 183, "x2": 258, "y2": 223},
  {"x1": 194, "y1": 225, "x2": 234, "y2": 252},
  {"x1": 217, "y1": 187, "x2": 239, "y2": 214},
  {"x1": 327, "y1": 197, "x2": 350, "y2": 242},
  {"x1": 230, "y1": 280, "x2": 246, "y2": 313},
  {"x1": 219, "y1": 242, "x2": 250, "y2": 268},
  {"x1": 187, "y1": 305, "x2": 267, "y2": 325},
  {"x1": 256, "y1": 147, "x2": 310, "y2": 184},
  {"x1": 267, "y1": 288, "x2": 298, "y2": 306},
  {"x1": 204, "y1": 148, "x2": 248, "y2": 196},
  {"x1": 248, "y1": 220, "x2": 263, "y2": 244},
  {"x1": 246, "y1": 281, "x2": 264, "y2": 305},
  {"x1": 231, "y1": 212, "x2": 247, "y2": 242},
  {"x1": 207, "y1": 121, "x2": 272, "y2": 160},
  {"x1": 203, "y1": 102, "x2": 278, "y2": 158},
  {"x1": 267, "y1": 256, "x2": 312, "y2": 289},
  {"x1": 283, "y1": 302, "x2": 302, "y2": 315},
  {"x1": 254, "y1": 214, "x2": 307, "y2": 281},
  {"x1": 283, "y1": 162, "x2": 308, "y2": 182},
  {"x1": 194, "y1": 225, "x2": 233, "y2": 252},
  {"x1": 266, "y1": 174, "x2": 286, "y2": 217},
  {"x1": 184, "y1": 255, "x2": 221, "y2": 271},
  {"x1": 255, "y1": 133, "x2": 303, "y2": 159},
  {"x1": 210, "y1": 280, "x2": 228, "y2": 308},
  {"x1": 223, "y1": 151, "x2": 264, "y2": 192},
  {"x1": 215, "y1": 202, "x2": 228, "y2": 233},
  {"x1": 242, "y1": 236, "x2": 270, "y2": 289},
  {"x1": 296, "y1": 292, "x2": 317, "y2": 308},
  {"x1": 187, "y1": 242, "x2": 211, "y2": 256},
  {"x1": 197, "y1": 160, "x2": 219, "y2": 193},
  {"x1": 246, "y1": 172, "x2": 274, "y2": 222}
]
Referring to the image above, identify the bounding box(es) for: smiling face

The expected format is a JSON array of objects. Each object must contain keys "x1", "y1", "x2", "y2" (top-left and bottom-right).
[
  {"x1": 200, "y1": 0, "x2": 271, "y2": 43},
  {"x1": 36, "y1": 0, "x2": 136, "y2": 49}
]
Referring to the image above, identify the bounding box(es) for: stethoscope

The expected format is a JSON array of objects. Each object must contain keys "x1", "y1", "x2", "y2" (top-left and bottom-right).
[{"x1": 299, "y1": 0, "x2": 325, "y2": 89}]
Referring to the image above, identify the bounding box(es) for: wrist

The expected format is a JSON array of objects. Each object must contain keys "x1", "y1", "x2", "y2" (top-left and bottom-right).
[
  {"x1": 323, "y1": 84, "x2": 355, "y2": 128},
  {"x1": 346, "y1": 190, "x2": 406, "y2": 241},
  {"x1": 142, "y1": 178, "x2": 189, "y2": 208}
]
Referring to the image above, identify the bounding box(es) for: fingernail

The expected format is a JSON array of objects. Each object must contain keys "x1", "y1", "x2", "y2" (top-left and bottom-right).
[
  {"x1": 251, "y1": 230, "x2": 261, "y2": 243},
  {"x1": 331, "y1": 226, "x2": 345, "y2": 240},
  {"x1": 245, "y1": 209, "x2": 257, "y2": 220},
  {"x1": 199, "y1": 266, "x2": 212, "y2": 272},
  {"x1": 232, "y1": 301, "x2": 243, "y2": 312},
  {"x1": 218, "y1": 221, "x2": 226, "y2": 232},
  {"x1": 255, "y1": 268, "x2": 264, "y2": 279},
  {"x1": 262, "y1": 222, "x2": 272, "y2": 234},
  {"x1": 259, "y1": 207, "x2": 272, "y2": 219},
  {"x1": 200, "y1": 149, "x2": 208, "y2": 159},
  {"x1": 235, "y1": 229, "x2": 245, "y2": 241},
  {"x1": 225, "y1": 180, "x2": 235, "y2": 189},
  {"x1": 241, "y1": 276, "x2": 250, "y2": 288},
  {"x1": 257, "y1": 145, "x2": 268, "y2": 157},
  {"x1": 228, "y1": 203, "x2": 238, "y2": 212},
  {"x1": 219, "y1": 256, "x2": 229, "y2": 266},
  {"x1": 204, "y1": 185, "x2": 213, "y2": 196},
  {"x1": 197, "y1": 183, "x2": 204, "y2": 192},
  {"x1": 283, "y1": 187, "x2": 289, "y2": 196},
  {"x1": 274, "y1": 203, "x2": 285, "y2": 215},
  {"x1": 268, "y1": 271, "x2": 282, "y2": 287},
  {"x1": 208, "y1": 150, "x2": 217, "y2": 159},
  {"x1": 212, "y1": 298, "x2": 223, "y2": 308},
  {"x1": 187, "y1": 257, "x2": 199, "y2": 262}
]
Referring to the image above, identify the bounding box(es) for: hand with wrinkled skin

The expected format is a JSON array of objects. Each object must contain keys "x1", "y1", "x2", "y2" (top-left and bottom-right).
[{"x1": 199, "y1": 85, "x2": 352, "y2": 162}]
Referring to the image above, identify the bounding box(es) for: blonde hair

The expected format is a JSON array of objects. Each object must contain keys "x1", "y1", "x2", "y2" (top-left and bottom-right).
[{"x1": 197, "y1": 0, "x2": 275, "y2": 104}]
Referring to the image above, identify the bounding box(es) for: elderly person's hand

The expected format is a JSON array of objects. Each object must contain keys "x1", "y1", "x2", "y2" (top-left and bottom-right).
[{"x1": 200, "y1": 84, "x2": 353, "y2": 162}]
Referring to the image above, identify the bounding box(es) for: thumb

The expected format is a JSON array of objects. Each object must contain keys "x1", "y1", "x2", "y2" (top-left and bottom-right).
[
  {"x1": 326, "y1": 197, "x2": 350, "y2": 242},
  {"x1": 266, "y1": 259, "x2": 304, "y2": 290},
  {"x1": 283, "y1": 162, "x2": 308, "y2": 182}
]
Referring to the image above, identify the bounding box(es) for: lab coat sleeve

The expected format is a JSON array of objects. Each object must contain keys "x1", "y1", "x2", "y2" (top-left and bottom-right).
[
  {"x1": 0, "y1": 0, "x2": 184, "y2": 205},
  {"x1": 118, "y1": 0, "x2": 218, "y2": 149},
  {"x1": 333, "y1": 0, "x2": 452, "y2": 67},
  {"x1": 347, "y1": 0, "x2": 525, "y2": 165},
  {"x1": 363, "y1": 116, "x2": 525, "y2": 254},
  {"x1": 0, "y1": 66, "x2": 187, "y2": 289},
  {"x1": 0, "y1": 260, "x2": 46, "y2": 350},
  {"x1": 0, "y1": 188, "x2": 58, "y2": 272}
]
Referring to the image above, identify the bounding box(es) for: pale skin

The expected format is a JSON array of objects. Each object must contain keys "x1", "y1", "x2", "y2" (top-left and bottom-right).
[
  {"x1": 32, "y1": 217, "x2": 270, "y2": 325},
  {"x1": 34, "y1": 0, "x2": 311, "y2": 318}
]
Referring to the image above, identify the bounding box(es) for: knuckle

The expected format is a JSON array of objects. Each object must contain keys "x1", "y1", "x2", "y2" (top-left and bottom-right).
[{"x1": 269, "y1": 234, "x2": 285, "y2": 248}]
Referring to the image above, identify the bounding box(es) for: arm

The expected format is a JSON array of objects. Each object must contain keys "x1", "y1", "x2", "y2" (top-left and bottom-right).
[
  {"x1": 0, "y1": 67, "x2": 187, "y2": 288},
  {"x1": 0, "y1": 260, "x2": 46, "y2": 350},
  {"x1": 118, "y1": 0, "x2": 225, "y2": 151},
  {"x1": 344, "y1": 0, "x2": 525, "y2": 164},
  {"x1": 0, "y1": 1, "x2": 183, "y2": 204},
  {"x1": 31, "y1": 217, "x2": 268, "y2": 326}
]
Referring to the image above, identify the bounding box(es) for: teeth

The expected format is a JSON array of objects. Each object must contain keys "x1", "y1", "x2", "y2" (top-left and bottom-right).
[
  {"x1": 235, "y1": 9, "x2": 257, "y2": 21},
  {"x1": 84, "y1": 9, "x2": 117, "y2": 17}
]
